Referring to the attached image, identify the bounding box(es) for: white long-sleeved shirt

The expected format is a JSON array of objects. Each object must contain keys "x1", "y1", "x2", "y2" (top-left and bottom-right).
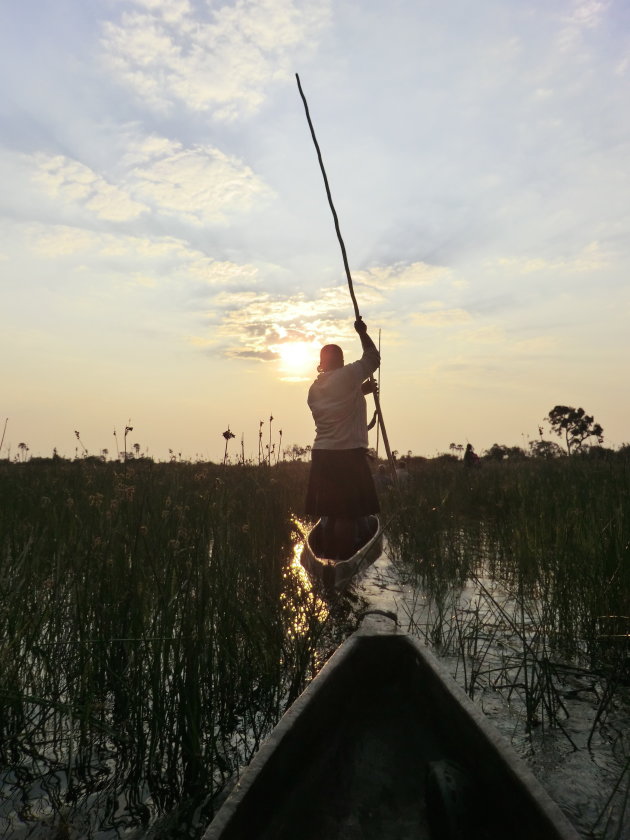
[{"x1": 308, "y1": 344, "x2": 380, "y2": 450}]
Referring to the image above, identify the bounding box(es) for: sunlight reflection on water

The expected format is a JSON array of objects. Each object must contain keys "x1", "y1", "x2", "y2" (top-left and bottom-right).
[{"x1": 281, "y1": 520, "x2": 329, "y2": 638}]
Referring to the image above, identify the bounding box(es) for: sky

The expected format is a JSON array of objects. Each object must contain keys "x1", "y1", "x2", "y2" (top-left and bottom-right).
[{"x1": 1, "y1": 0, "x2": 629, "y2": 463}]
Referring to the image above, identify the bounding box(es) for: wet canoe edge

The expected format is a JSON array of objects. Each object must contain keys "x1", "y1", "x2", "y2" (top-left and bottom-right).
[{"x1": 300, "y1": 515, "x2": 383, "y2": 590}]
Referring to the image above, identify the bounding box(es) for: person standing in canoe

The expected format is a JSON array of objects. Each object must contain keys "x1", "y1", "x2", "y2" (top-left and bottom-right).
[{"x1": 304, "y1": 317, "x2": 380, "y2": 559}]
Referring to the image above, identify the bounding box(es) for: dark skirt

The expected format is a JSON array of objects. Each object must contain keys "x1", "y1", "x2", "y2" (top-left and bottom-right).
[{"x1": 304, "y1": 448, "x2": 380, "y2": 517}]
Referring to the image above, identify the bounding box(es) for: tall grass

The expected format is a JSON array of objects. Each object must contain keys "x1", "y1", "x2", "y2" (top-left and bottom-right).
[
  {"x1": 0, "y1": 458, "x2": 333, "y2": 838},
  {"x1": 385, "y1": 454, "x2": 629, "y2": 667}
]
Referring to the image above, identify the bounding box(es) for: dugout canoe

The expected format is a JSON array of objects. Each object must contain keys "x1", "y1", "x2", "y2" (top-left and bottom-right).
[
  {"x1": 203, "y1": 611, "x2": 579, "y2": 840},
  {"x1": 300, "y1": 514, "x2": 383, "y2": 590}
]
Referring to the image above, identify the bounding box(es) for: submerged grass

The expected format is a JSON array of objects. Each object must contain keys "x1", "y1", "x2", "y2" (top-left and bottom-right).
[{"x1": 0, "y1": 457, "x2": 336, "y2": 839}]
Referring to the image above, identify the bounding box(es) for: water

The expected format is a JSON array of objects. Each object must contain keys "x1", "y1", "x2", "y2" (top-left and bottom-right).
[{"x1": 350, "y1": 545, "x2": 630, "y2": 839}]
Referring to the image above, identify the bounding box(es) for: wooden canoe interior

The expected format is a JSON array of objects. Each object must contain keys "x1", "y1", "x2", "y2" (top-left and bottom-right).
[
  {"x1": 308, "y1": 515, "x2": 379, "y2": 562},
  {"x1": 204, "y1": 628, "x2": 578, "y2": 840}
]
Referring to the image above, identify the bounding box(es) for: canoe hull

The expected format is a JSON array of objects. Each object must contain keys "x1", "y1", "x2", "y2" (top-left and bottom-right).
[
  {"x1": 203, "y1": 613, "x2": 579, "y2": 840},
  {"x1": 300, "y1": 514, "x2": 382, "y2": 590}
]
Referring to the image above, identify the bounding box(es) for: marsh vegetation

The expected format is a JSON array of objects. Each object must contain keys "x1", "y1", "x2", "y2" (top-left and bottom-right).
[
  {"x1": 1, "y1": 451, "x2": 629, "y2": 838},
  {"x1": 0, "y1": 458, "x2": 346, "y2": 839}
]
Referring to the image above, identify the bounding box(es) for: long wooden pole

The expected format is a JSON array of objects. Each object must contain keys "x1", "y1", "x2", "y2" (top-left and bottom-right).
[
  {"x1": 0, "y1": 418, "x2": 7, "y2": 458},
  {"x1": 295, "y1": 73, "x2": 397, "y2": 480},
  {"x1": 375, "y1": 330, "x2": 381, "y2": 459}
]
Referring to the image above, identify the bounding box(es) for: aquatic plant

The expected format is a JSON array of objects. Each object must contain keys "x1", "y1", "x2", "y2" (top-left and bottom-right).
[
  {"x1": 221, "y1": 427, "x2": 236, "y2": 464},
  {"x1": 0, "y1": 457, "x2": 326, "y2": 839}
]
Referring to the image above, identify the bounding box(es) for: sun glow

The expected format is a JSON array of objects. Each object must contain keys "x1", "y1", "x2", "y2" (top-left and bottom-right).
[{"x1": 276, "y1": 341, "x2": 317, "y2": 375}]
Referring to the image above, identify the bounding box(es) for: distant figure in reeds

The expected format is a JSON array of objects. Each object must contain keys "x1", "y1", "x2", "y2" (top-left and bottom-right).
[
  {"x1": 304, "y1": 318, "x2": 380, "y2": 559},
  {"x1": 463, "y1": 443, "x2": 480, "y2": 468},
  {"x1": 395, "y1": 458, "x2": 411, "y2": 486}
]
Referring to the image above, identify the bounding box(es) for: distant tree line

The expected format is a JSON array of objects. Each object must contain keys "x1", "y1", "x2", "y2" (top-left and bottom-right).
[
  {"x1": 1, "y1": 404, "x2": 620, "y2": 465},
  {"x1": 449, "y1": 404, "x2": 609, "y2": 462}
]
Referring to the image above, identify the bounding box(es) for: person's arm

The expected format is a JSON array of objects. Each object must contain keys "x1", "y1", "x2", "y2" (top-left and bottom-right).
[
  {"x1": 361, "y1": 380, "x2": 378, "y2": 395},
  {"x1": 354, "y1": 318, "x2": 380, "y2": 374}
]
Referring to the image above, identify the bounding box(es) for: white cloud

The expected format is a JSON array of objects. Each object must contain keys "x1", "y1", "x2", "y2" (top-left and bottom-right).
[
  {"x1": 32, "y1": 226, "x2": 103, "y2": 257},
  {"x1": 187, "y1": 258, "x2": 259, "y2": 285},
  {"x1": 411, "y1": 308, "x2": 472, "y2": 327},
  {"x1": 354, "y1": 261, "x2": 450, "y2": 290},
  {"x1": 132, "y1": 0, "x2": 192, "y2": 23},
  {"x1": 121, "y1": 134, "x2": 183, "y2": 166},
  {"x1": 206, "y1": 285, "x2": 384, "y2": 361},
  {"x1": 101, "y1": 0, "x2": 331, "y2": 119},
  {"x1": 97, "y1": 234, "x2": 193, "y2": 259},
  {"x1": 616, "y1": 57, "x2": 629, "y2": 76},
  {"x1": 128, "y1": 142, "x2": 273, "y2": 224},
  {"x1": 25, "y1": 135, "x2": 271, "y2": 227},
  {"x1": 31, "y1": 154, "x2": 147, "y2": 222},
  {"x1": 14, "y1": 224, "x2": 256, "y2": 289},
  {"x1": 557, "y1": 0, "x2": 608, "y2": 52},
  {"x1": 453, "y1": 329, "x2": 558, "y2": 358},
  {"x1": 25, "y1": 224, "x2": 195, "y2": 260},
  {"x1": 566, "y1": 0, "x2": 607, "y2": 28},
  {"x1": 488, "y1": 242, "x2": 609, "y2": 275}
]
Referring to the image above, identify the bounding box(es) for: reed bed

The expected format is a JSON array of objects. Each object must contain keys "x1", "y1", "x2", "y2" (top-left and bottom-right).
[
  {"x1": 0, "y1": 457, "x2": 336, "y2": 839},
  {"x1": 4, "y1": 452, "x2": 629, "y2": 837},
  {"x1": 383, "y1": 452, "x2": 630, "y2": 837}
]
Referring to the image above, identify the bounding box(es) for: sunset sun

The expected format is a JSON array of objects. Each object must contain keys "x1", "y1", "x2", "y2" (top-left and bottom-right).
[{"x1": 276, "y1": 341, "x2": 316, "y2": 375}]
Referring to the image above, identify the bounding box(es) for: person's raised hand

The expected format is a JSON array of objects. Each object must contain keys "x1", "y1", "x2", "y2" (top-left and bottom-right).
[
  {"x1": 361, "y1": 380, "x2": 378, "y2": 395},
  {"x1": 354, "y1": 317, "x2": 367, "y2": 335}
]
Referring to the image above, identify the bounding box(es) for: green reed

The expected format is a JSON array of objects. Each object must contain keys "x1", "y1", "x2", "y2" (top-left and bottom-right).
[
  {"x1": 0, "y1": 457, "x2": 330, "y2": 838},
  {"x1": 385, "y1": 453, "x2": 629, "y2": 673}
]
